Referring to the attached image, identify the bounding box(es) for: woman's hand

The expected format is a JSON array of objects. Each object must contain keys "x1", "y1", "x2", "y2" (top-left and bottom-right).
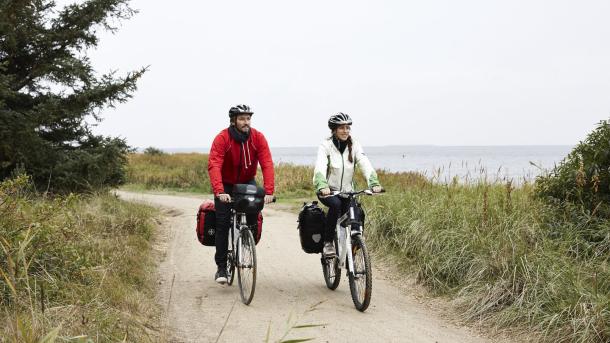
[
  {"x1": 320, "y1": 188, "x2": 331, "y2": 196},
  {"x1": 372, "y1": 186, "x2": 383, "y2": 193}
]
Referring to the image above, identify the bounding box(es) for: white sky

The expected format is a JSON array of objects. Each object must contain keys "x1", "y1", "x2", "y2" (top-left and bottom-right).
[{"x1": 64, "y1": 0, "x2": 610, "y2": 148}]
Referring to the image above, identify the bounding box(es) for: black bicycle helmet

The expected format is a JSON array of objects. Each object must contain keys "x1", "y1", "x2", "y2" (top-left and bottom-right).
[
  {"x1": 328, "y1": 112, "x2": 353, "y2": 130},
  {"x1": 228, "y1": 104, "x2": 253, "y2": 117}
]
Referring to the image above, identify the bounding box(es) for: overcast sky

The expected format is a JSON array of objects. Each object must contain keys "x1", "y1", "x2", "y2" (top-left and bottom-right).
[{"x1": 64, "y1": 0, "x2": 610, "y2": 148}]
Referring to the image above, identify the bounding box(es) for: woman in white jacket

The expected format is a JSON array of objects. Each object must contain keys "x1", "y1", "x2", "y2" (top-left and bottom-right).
[{"x1": 313, "y1": 112, "x2": 383, "y2": 257}]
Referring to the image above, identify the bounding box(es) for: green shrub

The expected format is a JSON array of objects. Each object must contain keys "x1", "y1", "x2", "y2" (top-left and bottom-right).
[
  {"x1": 143, "y1": 147, "x2": 166, "y2": 156},
  {"x1": 536, "y1": 119, "x2": 610, "y2": 216}
]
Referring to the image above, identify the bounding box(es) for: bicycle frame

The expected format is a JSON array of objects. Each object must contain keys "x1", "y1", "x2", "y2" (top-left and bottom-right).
[
  {"x1": 331, "y1": 191, "x2": 369, "y2": 276},
  {"x1": 228, "y1": 209, "x2": 249, "y2": 265}
]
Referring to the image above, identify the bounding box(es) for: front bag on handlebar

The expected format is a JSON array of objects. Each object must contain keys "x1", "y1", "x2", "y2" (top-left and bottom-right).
[{"x1": 233, "y1": 184, "x2": 265, "y2": 214}]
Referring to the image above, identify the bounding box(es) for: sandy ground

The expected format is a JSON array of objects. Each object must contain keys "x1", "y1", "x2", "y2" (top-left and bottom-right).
[{"x1": 118, "y1": 191, "x2": 511, "y2": 343}]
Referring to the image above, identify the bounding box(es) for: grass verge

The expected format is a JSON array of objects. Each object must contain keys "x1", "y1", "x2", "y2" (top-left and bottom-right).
[
  {"x1": 364, "y1": 181, "x2": 609, "y2": 342},
  {"x1": 0, "y1": 175, "x2": 161, "y2": 342}
]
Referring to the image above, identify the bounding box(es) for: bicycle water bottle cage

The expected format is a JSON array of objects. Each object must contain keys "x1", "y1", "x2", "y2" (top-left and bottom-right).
[{"x1": 233, "y1": 184, "x2": 265, "y2": 214}]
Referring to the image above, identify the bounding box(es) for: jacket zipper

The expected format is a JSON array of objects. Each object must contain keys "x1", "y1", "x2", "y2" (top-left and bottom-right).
[{"x1": 339, "y1": 148, "x2": 345, "y2": 191}]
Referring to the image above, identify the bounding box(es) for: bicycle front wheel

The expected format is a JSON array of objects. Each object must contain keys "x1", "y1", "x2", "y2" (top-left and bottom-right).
[
  {"x1": 321, "y1": 240, "x2": 341, "y2": 290},
  {"x1": 236, "y1": 228, "x2": 257, "y2": 305},
  {"x1": 348, "y1": 235, "x2": 372, "y2": 312},
  {"x1": 226, "y1": 251, "x2": 235, "y2": 286}
]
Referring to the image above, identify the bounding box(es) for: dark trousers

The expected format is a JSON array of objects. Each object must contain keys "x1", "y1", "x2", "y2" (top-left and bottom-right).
[
  {"x1": 317, "y1": 194, "x2": 361, "y2": 243},
  {"x1": 214, "y1": 181, "x2": 258, "y2": 268}
]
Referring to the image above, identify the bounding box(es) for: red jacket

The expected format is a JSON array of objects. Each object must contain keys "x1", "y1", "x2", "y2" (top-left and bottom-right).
[{"x1": 208, "y1": 127, "x2": 275, "y2": 196}]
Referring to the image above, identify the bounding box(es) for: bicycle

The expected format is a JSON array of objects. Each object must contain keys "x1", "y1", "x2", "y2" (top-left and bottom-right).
[
  {"x1": 319, "y1": 189, "x2": 383, "y2": 312},
  {"x1": 222, "y1": 184, "x2": 274, "y2": 305}
]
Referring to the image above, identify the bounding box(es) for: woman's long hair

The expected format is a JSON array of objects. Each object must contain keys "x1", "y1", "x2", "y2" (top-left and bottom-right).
[{"x1": 346, "y1": 136, "x2": 353, "y2": 163}]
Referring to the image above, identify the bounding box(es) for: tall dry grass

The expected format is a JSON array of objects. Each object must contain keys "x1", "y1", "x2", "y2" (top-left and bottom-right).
[
  {"x1": 0, "y1": 175, "x2": 161, "y2": 342},
  {"x1": 364, "y1": 179, "x2": 610, "y2": 342},
  {"x1": 125, "y1": 152, "x2": 610, "y2": 342},
  {"x1": 126, "y1": 152, "x2": 426, "y2": 197},
  {"x1": 126, "y1": 153, "x2": 212, "y2": 193}
]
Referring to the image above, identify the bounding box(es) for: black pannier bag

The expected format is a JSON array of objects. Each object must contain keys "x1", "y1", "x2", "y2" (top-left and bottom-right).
[
  {"x1": 233, "y1": 184, "x2": 265, "y2": 214},
  {"x1": 297, "y1": 201, "x2": 326, "y2": 254}
]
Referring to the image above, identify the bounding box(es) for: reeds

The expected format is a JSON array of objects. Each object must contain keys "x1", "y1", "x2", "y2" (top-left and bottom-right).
[{"x1": 364, "y1": 178, "x2": 610, "y2": 342}]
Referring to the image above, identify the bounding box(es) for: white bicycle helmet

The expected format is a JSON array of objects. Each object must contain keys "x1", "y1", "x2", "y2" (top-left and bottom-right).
[
  {"x1": 328, "y1": 112, "x2": 352, "y2": 130},
  {"x1": 229, "y1": 104, "x2": 253, "y2": 117}
]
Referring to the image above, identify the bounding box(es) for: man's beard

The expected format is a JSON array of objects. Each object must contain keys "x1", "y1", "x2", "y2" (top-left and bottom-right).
[{"x1": 237, "y1": 125, "x2": 250, "y2": 133}]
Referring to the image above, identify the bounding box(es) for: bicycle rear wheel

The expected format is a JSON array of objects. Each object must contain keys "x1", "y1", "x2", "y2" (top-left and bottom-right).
[
  {"x1": 348, "y1": 235, "x2": 372, "y2": 312},
  {"x1": 237, "y1": 229, "x2": 257, "y2": 305}
]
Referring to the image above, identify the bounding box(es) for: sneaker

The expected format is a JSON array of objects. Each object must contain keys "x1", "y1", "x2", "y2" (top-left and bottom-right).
[
  {"x1": 215, "y1": 267, "x2": 227, "y2": 284},
  {"x1": 323, "y1": 242, "x2": 336, "y2": 258}
]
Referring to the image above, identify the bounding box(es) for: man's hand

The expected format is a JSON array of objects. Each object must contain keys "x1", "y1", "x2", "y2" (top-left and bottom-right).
[
  {"x1": 319, "y1": 188, "x2": 331, "y2": 196},
  {"x1": 372, "y1": 186, "x2": 383, "y2": 193},
  {"x1": 264, "y1": 194, "x2": 275, "y2": 204},
  {"x1": 218, "y1": 193, "x2": 231, "y2": 203}
]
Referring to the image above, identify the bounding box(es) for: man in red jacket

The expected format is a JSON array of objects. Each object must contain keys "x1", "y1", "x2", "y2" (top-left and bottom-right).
[{"x1": 208, "y1": 104, "x2": 275, "y2": 284}]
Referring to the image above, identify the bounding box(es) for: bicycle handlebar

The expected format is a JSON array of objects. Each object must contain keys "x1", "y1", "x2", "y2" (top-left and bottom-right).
[
  {"x1": 316, "y1": 188, "x2": 386, "y2": 198},
  {"x1": 214, "y1": 196, "x2": 277, "y2": 204}
]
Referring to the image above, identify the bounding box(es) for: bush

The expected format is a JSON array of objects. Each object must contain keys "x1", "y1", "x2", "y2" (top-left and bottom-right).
[
  {"x1": 535, "y1": 119, "x2": 610, "y2": 217},
  {"x1": 143, "y1": 147, "x2": 165, "y2": 156}
]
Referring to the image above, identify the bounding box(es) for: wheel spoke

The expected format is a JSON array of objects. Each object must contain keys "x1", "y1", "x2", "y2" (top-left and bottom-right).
[
  {"x1": 348, "y1": 236, "x2": 372, "y2": 311},
  {"x1": 237, "y1": 229, "x2": 257, "y2": 305},
  {"x1": 322, "y1": 253, "x2": 341, "y2": 290}
]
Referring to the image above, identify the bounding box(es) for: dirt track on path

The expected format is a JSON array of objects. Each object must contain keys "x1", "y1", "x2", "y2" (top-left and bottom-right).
[{"x1": 118, "y1": 191, "x2": 510, "y2": 343}]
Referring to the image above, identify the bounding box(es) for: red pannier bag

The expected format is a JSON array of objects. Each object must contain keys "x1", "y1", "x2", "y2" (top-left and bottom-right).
[
  {"x1": 196, "y1": 200, "x2": 216, "y2": 246},
  {"x1": 196, "y1": 200, "x2": 264, "y2": 246}
]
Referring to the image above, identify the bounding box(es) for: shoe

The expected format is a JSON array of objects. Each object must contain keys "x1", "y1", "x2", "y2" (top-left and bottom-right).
[
  {"x1": 323, "y1": 242, "x2": 336, "y2": 258},
  {"x1": 215, "y1": 267, "x2": 227, "y2": 284}
]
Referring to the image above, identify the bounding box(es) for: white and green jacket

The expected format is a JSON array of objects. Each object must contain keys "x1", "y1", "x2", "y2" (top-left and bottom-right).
[{"x1": 313, "y1": 137, "x2": 381, "y2": 192}]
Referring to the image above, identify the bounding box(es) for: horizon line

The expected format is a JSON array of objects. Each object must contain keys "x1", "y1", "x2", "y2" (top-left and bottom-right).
[{"x1": 149, "y1": 144, "x2": 575, "y2": 150}]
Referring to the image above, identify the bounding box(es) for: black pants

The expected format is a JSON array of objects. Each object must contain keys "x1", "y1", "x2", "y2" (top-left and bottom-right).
[
  {"x1": 317, "y1": 194, "x2": 361, "y2": 244},
  {"x1": 214, "y1": 181, "x2": 258, "y2": 268}
]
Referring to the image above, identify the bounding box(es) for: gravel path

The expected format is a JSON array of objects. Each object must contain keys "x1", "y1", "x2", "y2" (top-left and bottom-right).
[{"x1": 118, "y1": 191, "x2": 510, "y2": 343}]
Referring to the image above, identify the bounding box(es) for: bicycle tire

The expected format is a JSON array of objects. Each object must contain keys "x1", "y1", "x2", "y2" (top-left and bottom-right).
[
  {"x1": 348, "y1": 235, "x2": 372, "y2": 312},
  {"x1": 321, "y1": 240, "x2": 341, "y2": 290},
  {"x1": 237, "y1": 228, "x2": 257, "y2": 305},
  {"x1": 226, "y1": 251, "x2": 235, "y2": 286}
]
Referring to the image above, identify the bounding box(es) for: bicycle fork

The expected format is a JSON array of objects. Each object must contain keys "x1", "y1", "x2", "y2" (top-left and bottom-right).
[
  {"x1": 235, "y1": 213, "x2": 250, "y2": 268},
  {"x1": 337, "y1": 206, "x2": 359, "y2": 277}
]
